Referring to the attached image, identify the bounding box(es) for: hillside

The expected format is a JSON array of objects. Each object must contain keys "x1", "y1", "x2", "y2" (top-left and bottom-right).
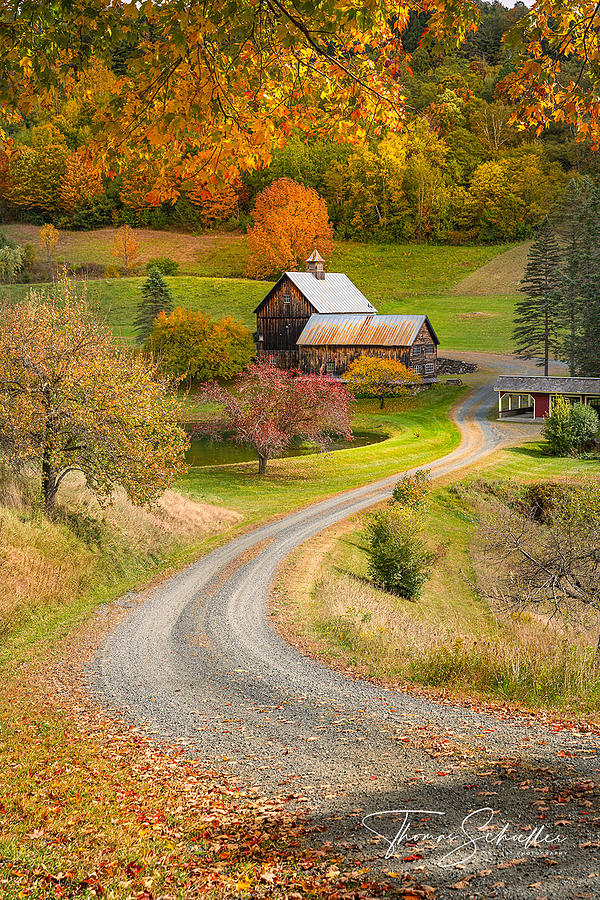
[{"x1": 0, "y1": 230, "x2": 525, "y2": 353}]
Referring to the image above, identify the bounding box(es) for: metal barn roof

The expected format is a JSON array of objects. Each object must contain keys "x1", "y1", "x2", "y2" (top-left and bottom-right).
[
  {"x1": 297, "y1": 313, "x2": 438, "y2": 347},
  {"x1": 494, "y1": 375, "x2": 600, "y2": 394},
  {"x1": 254, "y1": 272, "x2": 377, "y2": 315},
  {"x1": 286, "y1": 272, "x2": 377, "y2": 314}
]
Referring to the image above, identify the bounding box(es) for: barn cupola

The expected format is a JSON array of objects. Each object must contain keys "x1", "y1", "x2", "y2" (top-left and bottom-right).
[{"x1": 306, "y1": 248, "x2": 325, "y2": 280}]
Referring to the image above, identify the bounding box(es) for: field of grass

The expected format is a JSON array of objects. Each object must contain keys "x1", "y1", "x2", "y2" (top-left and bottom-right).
[
  {"x1": 180, "y1": 384, "x2": 465, "y2": 522},
  {"x1": 0, "y1": 225, "x2": 524, "y2": 352},
  {"x1": 474, "y1": 440, "x2": 600, "y2": 481}
]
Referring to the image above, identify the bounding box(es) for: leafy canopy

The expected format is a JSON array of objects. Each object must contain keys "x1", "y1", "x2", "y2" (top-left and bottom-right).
[
  {"x1": 345, "y1": 356, "x2": 420, "y2": 408},
  {"x1": 245, "y1": 178, "x2": 334, "y2": 278},
  {"x1": 149, "y1": 307, "x2": 254, "y2": 381}
]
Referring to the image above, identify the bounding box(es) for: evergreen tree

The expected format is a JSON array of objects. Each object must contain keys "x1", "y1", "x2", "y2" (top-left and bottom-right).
[
  {"x1": 513, "y1": 218, "x2": 562, "y2": 376},
  {"x1": 554, "y1": 176, "x2": 594, "y2": 375},
  {"x1": 570, "y1": 187, "x2": 600, "y2": 376},
  {"x1": 134, "y1": 266, "x2": 174, "y2": 343}
]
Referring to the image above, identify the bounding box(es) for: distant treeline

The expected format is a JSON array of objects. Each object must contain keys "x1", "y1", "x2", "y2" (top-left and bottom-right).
[{"x1": 1, "y1": 1, "x2": 597, "y2": 243}]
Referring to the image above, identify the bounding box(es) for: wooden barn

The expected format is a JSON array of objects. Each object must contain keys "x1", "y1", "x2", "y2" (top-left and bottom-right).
[
  {"x1": 254, "y1": 250, "x2": 439, "y2": 376},
  {"x1": 297, "y1": 313, "x2": 439, "y2": 377}
]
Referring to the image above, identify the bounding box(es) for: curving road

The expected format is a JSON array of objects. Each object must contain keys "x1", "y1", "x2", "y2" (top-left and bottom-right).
[{"x1": 90, "y1": 372, "x2": 600, "y2": 897}]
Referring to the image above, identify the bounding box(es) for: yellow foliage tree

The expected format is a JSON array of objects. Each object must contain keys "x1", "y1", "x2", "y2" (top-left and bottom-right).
[
  {"x1": 3, "y1": 144, "x2": 67, "y2": 212},
  {"x1": 0, "y1": 279, "x2": 188, "y2": 514},
  {"x1": 344, "y1": 356, "x2": 420, "y2": 408},
  {"x1": 245, "y1": 178, "x2": 333, "y2": 278},
  {"x1": 113, "y1": 225, "x2": 139, "y2": 274},
  {"x1": 39, "y1": 223, "x2": 60, "y2": 267}
]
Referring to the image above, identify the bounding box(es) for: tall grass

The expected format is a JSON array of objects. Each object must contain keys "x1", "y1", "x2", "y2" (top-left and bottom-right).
[{"x1": 313, "y1": 571, "x2": 600, "y2": 714}]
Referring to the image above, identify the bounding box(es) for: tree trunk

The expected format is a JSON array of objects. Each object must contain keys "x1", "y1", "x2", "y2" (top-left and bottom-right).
[
  {"x1": 379, "y1": 394, "x2": 385, "y2": 409},
  {"x1": 570, "y1": 305, "x2": 576, "y2": 377},
  {"x1": 257, "y1": 454, "x2": 267, "y2": 475},
  {"x1": 41, "y1": 446, "x2": 57, "y2": 515},
  {"x1": 544, "y1": 306, "x2": 549, "y2": 377}
]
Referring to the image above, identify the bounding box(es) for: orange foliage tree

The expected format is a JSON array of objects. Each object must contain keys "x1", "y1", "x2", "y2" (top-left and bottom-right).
[
  {"x1": 59, "y1": 149, "x2": 104, "y2": 212},
  {"x1": 187, "y1": 176, "x2": 241, "y2": 227},
  {"x1": 245, "y1": 178, "x2": 334, "y2": 278},
  {"x1": 113, "y1": 225, "x2": 139, "y2": 274}
]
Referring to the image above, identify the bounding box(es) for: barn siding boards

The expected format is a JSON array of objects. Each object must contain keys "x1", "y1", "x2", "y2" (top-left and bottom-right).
[
  {"x1": 296, "y1": 314, "x2": 438, "y2": 376},
  {"x1": 255, "y1": 276, "x2": 315, "y2": 361}
]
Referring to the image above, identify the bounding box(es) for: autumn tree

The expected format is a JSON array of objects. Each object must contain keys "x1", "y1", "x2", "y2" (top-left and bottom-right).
[
  {"x1": 59, "y1": 149, "x2": 104, "y2": 213},
  {"x1": 0, "y1": 279, "x2": 188, "y2": 515},
  {"x1": 134, "y1": 267, "x2": 175, "y2": 343},
  {"x1": 345, "y1": 356, "x2": 419, "y2": 409},
  {"x1": 3, "y1": 144, "x2": 67, "y2": 212},
  {"x1": 113, "y1": 225, "x2": 139, "y2": 274},
  {"x1": 198, "y1": 363, "x2": 352, "y2": 474},
  {"x1": 245, "y1": 178, "x2": 334, "y2": 278},
  {"x1": 513, "y1": 219, "x2": 563, "y2": 376},
  {"x1": 39, "y1": 223, "x2": 60, "y2": 268},
  {"x1": 150, "y1": 308, "x2": 254, "y2": 381},
  {"x1": 481, "y1": 481, "x2": 600, "y2": 650}
]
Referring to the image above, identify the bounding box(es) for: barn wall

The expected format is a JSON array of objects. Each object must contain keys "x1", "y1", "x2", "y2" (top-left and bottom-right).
[
  {"x1": 532, "y1": 392, "x2": 550, "y2": 418},
  {"x1": 299, "y1": 345, "x2": 412, "y2": 375},
  {"x1": 408, "y1": 322, "x2": 438, "y2": 376},
  {"x1": 255, "y1": 276, "x2": 315, "y2": 361}
]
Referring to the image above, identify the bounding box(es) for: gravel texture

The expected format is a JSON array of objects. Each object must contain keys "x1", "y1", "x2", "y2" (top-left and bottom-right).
[{"x1": 89, "y1": 368, "x2": 600, "y2": 899}]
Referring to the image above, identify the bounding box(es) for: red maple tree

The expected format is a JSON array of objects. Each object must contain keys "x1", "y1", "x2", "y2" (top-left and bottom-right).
[{"x1": 197, "y1": 363, "x2": 353, "y2": 474}]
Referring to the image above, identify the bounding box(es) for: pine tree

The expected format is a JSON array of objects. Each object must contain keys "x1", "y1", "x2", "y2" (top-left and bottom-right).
[
  {"x1": 570, "y1": 187, "x2": 600, "y2": 376},
  {"x1": 554, "y1": 176, "x2": 594, "y2": 375},
  {"x1": 513, "y1": 218, "x2": 562, "y2": 376},
  {"x1": 134, "y1": 267, "x2": 174, "y2": 343}
]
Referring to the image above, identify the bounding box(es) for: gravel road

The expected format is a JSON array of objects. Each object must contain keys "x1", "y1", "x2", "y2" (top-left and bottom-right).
[{"x1": 90, "y1": 369, "x2": 600, "y2": 899}]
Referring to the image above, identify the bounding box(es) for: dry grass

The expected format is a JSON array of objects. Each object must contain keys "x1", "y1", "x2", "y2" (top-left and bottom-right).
[
  {"x1": 273, "y1": 485, "x2": 600, "y2": 717},
  {"x1": 450, "y1": 242, "x2": 530, "y2": 295},
  {"x1": 2, "y1": 224, "x2": 247, "y2": 272},
  {"x1": 0, "y1": 472, "x2": 240, "y2": 632}
]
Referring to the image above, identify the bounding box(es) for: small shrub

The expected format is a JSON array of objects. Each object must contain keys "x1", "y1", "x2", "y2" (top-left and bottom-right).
[
  {"x1": 104, "y1": 265, "x2": 120, "y2": 278},
  {"x1": 570, "y1": 403, "x2": 599, "y2": 451},
  {"x1": 146, "y1": 256, "x2": 179, "y2": 276},
  {"x1": 543, "y1": 396, "x2": 599, "y2": 455},
  {"x1": 390, "y1": 469, "x2": 430, "y2": 508},
  {"x1": 365, "y1": 506, "x2": 435, "y2": 600}
]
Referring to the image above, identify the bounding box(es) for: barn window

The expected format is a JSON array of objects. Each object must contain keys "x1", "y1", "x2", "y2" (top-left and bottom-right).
[
  {"x1": 326, "y1": 362, "x2": 334, "y2": 373},
  {"x1": 424, "y1": 344, "x2": 434, "y2": 354},
  {"x1": 425, "y1": 362, "x2": 434, "y2": 374},
  {"x1": 282, "y1": 291, "x2": 291, "y2": 305},
  {"x1": 413, "y1": 365, "x2": 423, "y2": 374},
  {"x1": 412, "y1": 345, "x2": 422, "y2": 356}
]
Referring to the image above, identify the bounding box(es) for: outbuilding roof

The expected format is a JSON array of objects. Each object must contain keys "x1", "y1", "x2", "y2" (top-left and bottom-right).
[
  {"x1": 493, "y1": 375, "x2": 600, "y2": 394},
  {"x1": 297, "y1": 313, "x2": 439, "y2": 347},
  {"x1": 254, "y1": 272, "x2": 377, "y2": 315}
]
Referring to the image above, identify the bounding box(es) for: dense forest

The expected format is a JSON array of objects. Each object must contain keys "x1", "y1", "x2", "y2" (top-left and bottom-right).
[{"x1": 0, "y1": 1, "x2": 597, "y2": 244}]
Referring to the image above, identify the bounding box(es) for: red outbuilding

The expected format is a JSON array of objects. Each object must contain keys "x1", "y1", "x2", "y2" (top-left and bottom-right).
[{"x1": 494, "y1": 375, "x2": 600, "y2": 421}]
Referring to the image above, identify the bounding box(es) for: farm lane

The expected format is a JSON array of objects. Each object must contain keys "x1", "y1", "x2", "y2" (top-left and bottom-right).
[{"x1": 90, "y1": 360, "x2": 599, "y2": 898}]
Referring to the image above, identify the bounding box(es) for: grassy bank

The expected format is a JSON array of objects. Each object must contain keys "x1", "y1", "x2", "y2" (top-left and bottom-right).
[
  {"x1": 180, "y1": 384, "x2": 465, "y2": 522},
  {"x1": 274, "y1": 465, "x2": 600, "y2": 718}
]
